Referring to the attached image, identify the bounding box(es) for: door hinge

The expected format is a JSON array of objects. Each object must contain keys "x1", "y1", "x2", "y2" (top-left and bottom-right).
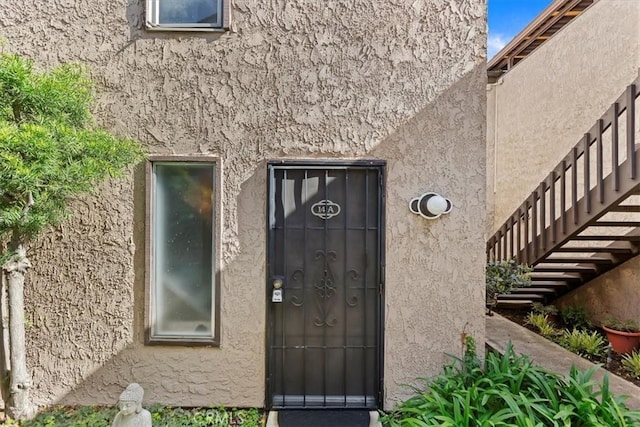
[{"x1": 379, "y1": 282, "x2": 384, "y2": 295}]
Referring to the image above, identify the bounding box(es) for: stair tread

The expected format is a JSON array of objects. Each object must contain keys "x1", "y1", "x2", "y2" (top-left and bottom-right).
[
  {"x1": 511, "y1": 287, "x2": 557, "y2": 293},
  {"x1": 530, "y1": 272, "x2": 582, "y2": 279},
  {"x1": 593, "y1": 221, "x2": 640, "y2": 227},
  {"x1": 571, "y1": 235, "x2": 640, "y2": 241},
  {"x1": 540, "y1": 257, "x2": 613, "y2": 264},
  {"x1": 555, "y1": 247, "x2": 634, "y2": 253},
  {"x1": 499, "y1": 293, "x2": 546, "y2": 299},
  {"x1": 610, "y1": 205, "x2": 640, "y2": 212},
  {"x1": 534, "y1": 265, "x2": 597, "y2": 272},
  {"x1": 528, "y1": 280, "x2": 571, "y2": 286},
  {"x1": 496, "y1": 300, "x2": 534, "y2": 308}
]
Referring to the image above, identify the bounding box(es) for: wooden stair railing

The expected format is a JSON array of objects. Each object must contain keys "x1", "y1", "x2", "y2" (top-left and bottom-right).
[{"x1": 487, "y1": 73, "x2": 640, "y2": 307}]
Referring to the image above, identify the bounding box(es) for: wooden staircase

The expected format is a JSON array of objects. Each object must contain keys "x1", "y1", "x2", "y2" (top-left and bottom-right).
[{"x1": 487, "y1": 74, "x2": 640, "y2": 308}]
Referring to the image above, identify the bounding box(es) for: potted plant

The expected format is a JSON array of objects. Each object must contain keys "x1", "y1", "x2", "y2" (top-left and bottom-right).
[{"x1": 601, "y1": 317, "x2": 640, "y2": 354}]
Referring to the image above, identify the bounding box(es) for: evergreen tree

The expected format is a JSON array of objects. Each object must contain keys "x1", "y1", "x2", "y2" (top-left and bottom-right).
[{"x1": 0, "y1": 52, "x2": 144, "y2": 419}]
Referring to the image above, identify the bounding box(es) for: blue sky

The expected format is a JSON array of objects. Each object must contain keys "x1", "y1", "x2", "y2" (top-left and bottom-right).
[{"x1": 488, "y1": 0, "x2": 554, "y2": 59}]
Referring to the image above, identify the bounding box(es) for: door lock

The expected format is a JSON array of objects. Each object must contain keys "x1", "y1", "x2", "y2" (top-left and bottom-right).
[{"x1": 272, "y1": 276, "x2": 284, "y2": 303}]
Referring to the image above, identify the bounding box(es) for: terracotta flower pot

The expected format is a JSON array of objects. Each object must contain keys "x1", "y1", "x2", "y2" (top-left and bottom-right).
[{"x1": 602, "y1": 326, "x2": 640, "y2": 354}]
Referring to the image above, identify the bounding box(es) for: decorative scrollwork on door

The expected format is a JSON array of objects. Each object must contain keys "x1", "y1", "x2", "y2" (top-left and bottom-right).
[
  {"x1": 290, "y1": 268, "x2": 305, "y2": 307},
  {"x1": 346, "y1": 269, "x2": 360, "y2": 307},
  {"x1": 313, "y1": 250, "x2": 338, "y2": 327}
]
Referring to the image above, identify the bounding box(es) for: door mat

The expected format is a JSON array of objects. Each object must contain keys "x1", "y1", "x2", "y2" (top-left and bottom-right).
[{"x1": 277, "y1": 410, "x2": 370, "y2": 427}]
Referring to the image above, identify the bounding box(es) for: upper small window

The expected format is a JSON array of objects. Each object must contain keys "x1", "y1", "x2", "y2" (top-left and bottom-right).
[{"x1": 146, "y1": 0, "x2": 225, "y2": 30}]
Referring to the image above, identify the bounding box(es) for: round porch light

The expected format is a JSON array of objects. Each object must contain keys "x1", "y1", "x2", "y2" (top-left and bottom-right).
[{"x1": 409, "y1": 192, "x2": 452, "y2": 219}]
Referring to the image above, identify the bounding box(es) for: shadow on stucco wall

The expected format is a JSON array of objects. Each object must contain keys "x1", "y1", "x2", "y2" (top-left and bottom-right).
[
  {"x1": 20, "y1": 64, "x2": 485, "y2": 410},
  {"x1": 57, "y1": 161, "x2": 269, "y2": 407},
  {"x1": 554, "y1": 254, "x2": 640, "y2": 326},
  {"x1": 369, "y1": 65, "x2": 486, "y2": 405}
]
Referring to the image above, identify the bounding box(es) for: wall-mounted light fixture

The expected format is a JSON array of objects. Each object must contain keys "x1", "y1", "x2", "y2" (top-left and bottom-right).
[{"x1": 409, "y1": 192, "x2": 452, "y2": 219}]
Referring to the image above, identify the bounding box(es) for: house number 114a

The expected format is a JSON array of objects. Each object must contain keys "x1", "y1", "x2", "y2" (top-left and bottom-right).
[{"x1": 311, "y1": 200, "x2": 341, "y2": 220}]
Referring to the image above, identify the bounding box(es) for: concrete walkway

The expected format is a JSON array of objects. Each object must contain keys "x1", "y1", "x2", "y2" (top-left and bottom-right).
[{"x1": 486, "y1": 313, "x2": 640, "y2": 409}]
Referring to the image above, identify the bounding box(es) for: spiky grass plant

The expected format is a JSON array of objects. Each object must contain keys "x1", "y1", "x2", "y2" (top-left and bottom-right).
[
  {"x1": 381, "y1": 340, "x2": 640, "y2": 426},
  {"x1": 622, "y1": 352, "x2": 640, "y2": 379},
  {"x1": 559, "y1": 329, "x2": 607, "y2": 360},
  {"x1": 525, "y1": 312, "x2": 558, "y2": 339}
]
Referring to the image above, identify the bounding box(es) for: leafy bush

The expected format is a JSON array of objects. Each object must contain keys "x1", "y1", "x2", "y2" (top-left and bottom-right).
[
  {"x1": 531, "y1": 302, "x2": 558, "y2": 317},
  {"x1": 485, "y1": 259, "x2": 532, "y2": 314},
  {"x1": 381, "y1": 340, "x2": 640, "y2": 426},
  {"x1": 525, "y1": 313, "x2": 558, "y2": 338},
  {"x1": 0, "y1": 53, "x2": 145, "y2": 243},
  {"x1": 622, "y1": 352, "x2": 640, "y2": 379},
  {"x1": 6, "y1": 406, "x2": 262, "y2": 427},
  {"x1": 561, "y1": 305, "x2": 591, "y2": 330},
  {"x1": 559, "y1": 329, "x2": 607, "y2": 360},
  {"x1": 3, "y1": 406, "x2": 116, "y2": 426}
]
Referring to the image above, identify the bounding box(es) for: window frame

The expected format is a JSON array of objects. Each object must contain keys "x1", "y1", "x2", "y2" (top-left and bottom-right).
[
  {"x1": 145, "y1": 156, "x2": 222, "y2": 346},
  {"x1": 145, "y1": 0, "x2": 230, "y2": 32}
]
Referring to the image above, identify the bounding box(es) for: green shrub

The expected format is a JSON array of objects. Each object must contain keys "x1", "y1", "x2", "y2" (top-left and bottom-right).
[
  {"x1": 9, "y1": 406, "x2": 262, "y2": 427},
  {"x1": 622, "y1": 352, "x2": 640, "y2": 379},
  {"x1": 525, "y1": 313, "x2": 558, "y2": 338},
  {"x1": 486, "y1": 259, "x2": 532, "y2": 314},
  {"x1": 559, "y1": 329, "x2": 607, "y2": 360},
  {"x1": 561, "y1": 305, "x2": 591, "y2": 330},
  {"x1": 531, "y1": 302, "x2": 558, "y2": 317},
  {"x1": 149, "y1": 406, "x2": 261, "y2": 427},
  {"x1": 5, "y1": 406, "x2": 116, "y2": 426},
  {"x1": 381, "y1": 340, "x2": 640, "y2": 426}
]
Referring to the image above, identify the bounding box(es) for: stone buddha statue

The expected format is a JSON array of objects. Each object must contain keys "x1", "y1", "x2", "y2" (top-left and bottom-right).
[{"x1": 112, "y1": 383, "x2": 152, "y2": 427}]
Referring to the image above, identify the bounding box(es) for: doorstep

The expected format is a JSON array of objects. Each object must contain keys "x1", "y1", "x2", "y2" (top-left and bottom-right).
[
  {"x1": 266, "y1": 410, "x2": 382, "y2": 427},
  {"x1": 486, "y1": 313, "x2": 640, "y2": 409}
]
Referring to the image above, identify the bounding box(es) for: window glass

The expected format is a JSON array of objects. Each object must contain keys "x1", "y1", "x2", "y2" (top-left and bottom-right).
[
  {"x1": 148, "y1": 0, "x2": 222, "y2": 28},
  {"x1": 152, "y1": 163, "x2": 215, "y2": 339},
  {"x1": 159, "y1": 0, "x2": 218, "y2": 25}
]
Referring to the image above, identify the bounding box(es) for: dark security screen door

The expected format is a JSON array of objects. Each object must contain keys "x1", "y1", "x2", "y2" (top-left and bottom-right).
[{"x1": 267, "y1": 162, "x2": 384, "y2": 409}]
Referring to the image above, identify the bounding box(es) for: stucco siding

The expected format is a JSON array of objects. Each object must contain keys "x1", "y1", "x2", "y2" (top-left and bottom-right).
[
  {"x1": 488, "y1": 0, "x2": 640, "y2": 324},
  {"x1": 555, "y1": 255, "x2": 640, "y2": 325},
  {"x1": 488, "y1": 0, "x2": 640, "y2": 233},
  {"x1": 2, "y1": 0, "x2": 486, "y2": 410}
]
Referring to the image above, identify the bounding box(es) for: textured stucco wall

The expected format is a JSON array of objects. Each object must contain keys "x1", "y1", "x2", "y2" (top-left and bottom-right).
[
  {"x1": 487, "y1": 0, "x2": 640, "y2": 324},
  {"x1": 555, "y1": 255, "x2": 640, "y2": 326},
  {"x1": 487, "y1": 0, "x2": 640, "y2": 233},
  {"x1": 1, "y1": 0, "x2": 486, "y2": 410}
]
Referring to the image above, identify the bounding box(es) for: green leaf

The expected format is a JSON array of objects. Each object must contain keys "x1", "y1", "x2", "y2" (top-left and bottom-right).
[{"x1": 0, "y1": 53, "x2": 145, "y2": 254}]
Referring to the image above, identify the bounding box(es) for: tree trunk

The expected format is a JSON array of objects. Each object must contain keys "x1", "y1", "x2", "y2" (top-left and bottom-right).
[
  {"x1": 2, "y1": 245, "x2": 35, "y2": 420},
  {"x1": 0, "y1": 272, "x2": 11, "y2": 413}
]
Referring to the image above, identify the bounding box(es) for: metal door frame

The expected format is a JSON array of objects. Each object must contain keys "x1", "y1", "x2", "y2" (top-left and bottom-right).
[{"x1": 265, "y1": 159, "x2": 386, "y2": 410}]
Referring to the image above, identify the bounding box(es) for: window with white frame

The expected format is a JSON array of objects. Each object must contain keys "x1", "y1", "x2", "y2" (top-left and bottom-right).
[
  {"x1": 148, "y1": 160, "x2": 219, "y2": 344},
  {"x1": 146, "y1": 0, "x2": 226, "y2": 30}
]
